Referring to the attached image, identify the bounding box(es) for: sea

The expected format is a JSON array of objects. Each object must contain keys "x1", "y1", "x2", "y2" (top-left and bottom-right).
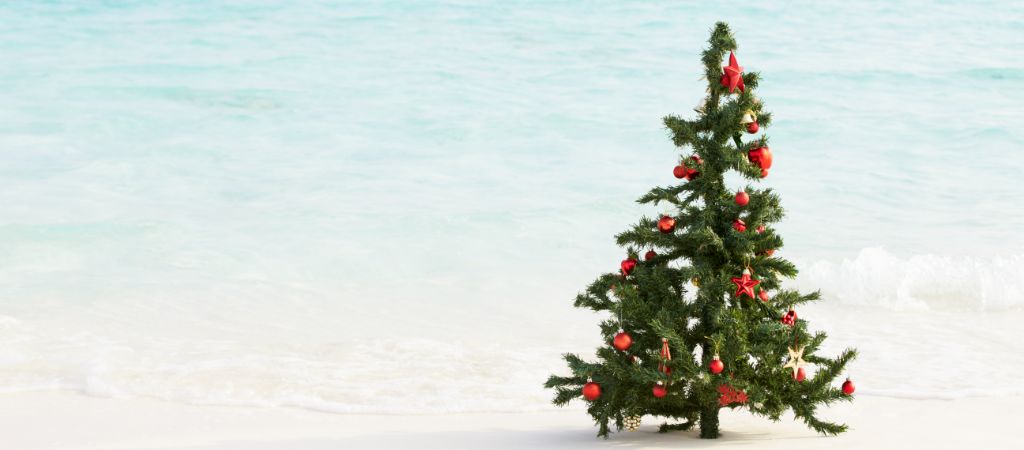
[{"x1": 1, "y1": 1, "x2": 1022, "y2": 414}]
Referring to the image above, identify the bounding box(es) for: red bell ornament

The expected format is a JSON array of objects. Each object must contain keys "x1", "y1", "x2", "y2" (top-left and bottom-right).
[
  {"x1": 794, "y1": 367, "x2": 806, "y2": 382},
  {"x1": 758, "y1": 289, "x2": 769, "y2": 302}
]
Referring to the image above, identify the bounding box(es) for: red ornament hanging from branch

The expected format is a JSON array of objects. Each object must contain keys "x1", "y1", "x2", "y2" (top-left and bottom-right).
[
  {"x1": 652, "y1": 381, "x2": 667, "y2": 398},
  {"x1": 733, "y1": 218, "x2": 747, "y2": 232},
  {"x1": 620, "y1": 258, "x2": 637, "y2": 276},
  {"x1": 582, "y1": 378, "x2": 601, "y2": 401},
  {"x1": 842, "y1": 378, "x2": 856, "y2": 395},
  {"x1": 730, "y1": 268, "x2": 760, "y2": 299},
  {"x1": 735, "y1": 191, "x2": 749, "y2": 206},
  {"x1": 657, "y1": 216, "x2": 677, "y2": 234},
  {"x1": 612, "y1": 329, "x2": 633, "y2": 351},
  {"x1": 749, "y1": 146, "x2": 773, "y2": 170},
  {"x1": 782, "y1": 309, "x2": 798, "y2": 328},
  {"x1": 658, "y1": 338, "x2": 672, "y2": 376},
  {"x1": 709, "y1": 355, "x2": 724, "y2": 375}
]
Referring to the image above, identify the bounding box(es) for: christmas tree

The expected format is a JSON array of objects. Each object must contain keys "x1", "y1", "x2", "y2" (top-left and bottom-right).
[{"x1": 544, "y1": 22, "x2": 857, "y2": 439}]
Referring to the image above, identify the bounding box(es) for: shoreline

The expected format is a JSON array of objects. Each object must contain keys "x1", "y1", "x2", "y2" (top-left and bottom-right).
[{"x1": 2, "y1": 391, "x2": 1017, "y2": 449}]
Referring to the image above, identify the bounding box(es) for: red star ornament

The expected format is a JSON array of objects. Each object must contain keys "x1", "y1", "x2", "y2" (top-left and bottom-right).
[
  {"x1": 720, "y1": 51, "x2": 745, "y2": 93},
  {"x1": 731, "y1": 268, "x2": 760, "y2": 299}
]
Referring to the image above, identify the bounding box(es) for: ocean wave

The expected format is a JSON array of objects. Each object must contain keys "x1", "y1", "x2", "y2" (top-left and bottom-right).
[{"x1": 789, "y1": 247, "x2": 1024, "y2": 311}]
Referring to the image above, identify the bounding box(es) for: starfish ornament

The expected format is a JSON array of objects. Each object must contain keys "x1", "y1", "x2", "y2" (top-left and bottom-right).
[
  {"x1": 731, "y1": 268, "x2": 760, "y2": 298},
  {"x1": 782, "y1": 345, "x2": 807, "y2": 378},
  {"x1": 720, "y1": 51, "x2": 745, "y2": 93}
]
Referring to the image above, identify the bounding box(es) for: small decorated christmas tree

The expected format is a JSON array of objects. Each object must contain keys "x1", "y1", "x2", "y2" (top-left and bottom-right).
[{"x1": 545, "y1": 22, "x2": 857, "y2": 439}]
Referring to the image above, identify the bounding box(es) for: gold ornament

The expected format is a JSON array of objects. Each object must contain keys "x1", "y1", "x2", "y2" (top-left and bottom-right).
[
  {"x1": 740, "y1": 110, "x2": 757, "y2": 124},
  {"x1": 691, "y1": 277, "x2": 701, "y2": 287},
  {"x1": 624, "y1": 415, "x2": 642, "y2": 432},
  {"x1": 782, "y1": 345, "x2": 807, "y2": 378}
]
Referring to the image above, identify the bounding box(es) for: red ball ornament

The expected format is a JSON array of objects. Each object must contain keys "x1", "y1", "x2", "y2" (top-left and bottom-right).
[
  {"x1": 756, "y1": 224, "x2": 766, "y2": 234},
  {"x1": 733, "y1": 219, "x2": 746, "y2": 232},
  {"x1": 782, "y1": 309, "x2": 798, "y2": 326},
  {"x1": 652, "y1": 382, "x2": 667, "y2": 398},
  {"x1": 746, "y1": 121, "x2": 759, "y2": 134},
  {"x1": 672, "y1": 165, "x2": 686, "y2": 179},
  {"x1": 842, "y1": 378, "x2": 856, "y2": 395},
  {"x1": 612, "y1": 329, "x2": 633, "y2": 351},
  {"x1": 681, "y1": 155, "x2": 702, "y2": 181},
  {"x1": 758, "y1": 289, "x2": 769, "y2": 302},
  {"x1": 582, "y1": 380, "x2": 601, "y2": 401},
  {"x1": 793, "y1": 367, "x2": 806, "y2": 382},
  {"x1": 657, "y1": 215, "x2": 676, "y2": 234},
  {"x1": 763, "y1": 249, "x2": 775, "y2": 257},
  {"x1": 620, "y1": 258, "x2": 637, "y2": 276},
  {"x1": 748, "y1": 146, "x2": 773, "y2": 170},
  {"x1": 644, "y1": 250, "x2": 657, "y2": 261},
  {"x1": 709, "y1": 356, "x2": 724, "y2": 375},
  {"x1": 760, "y1": 168, "x2": 769, "y2": 178},
  {"x1": 735, "y1": 191, "x2": 749, "y2": 206}
]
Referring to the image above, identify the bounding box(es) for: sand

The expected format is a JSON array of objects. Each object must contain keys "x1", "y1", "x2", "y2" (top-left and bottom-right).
[{"x1": 1, "y1": 392, "x2": 1016, "y2": 449}]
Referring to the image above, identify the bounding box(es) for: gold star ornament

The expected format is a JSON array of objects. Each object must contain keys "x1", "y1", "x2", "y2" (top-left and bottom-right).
[{"x1": 782, "y1": 345, "x2": 807, "y2": 378}]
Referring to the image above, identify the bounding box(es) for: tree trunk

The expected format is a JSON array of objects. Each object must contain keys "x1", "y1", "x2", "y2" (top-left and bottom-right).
[{"x1": 699, "y1": 403, "x2": 720, "y2": 439}]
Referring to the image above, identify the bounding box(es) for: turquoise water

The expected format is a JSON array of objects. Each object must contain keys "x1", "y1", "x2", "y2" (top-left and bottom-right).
[{"x1": 1, "y1": 1, "x2": 1023, "y2": 412}]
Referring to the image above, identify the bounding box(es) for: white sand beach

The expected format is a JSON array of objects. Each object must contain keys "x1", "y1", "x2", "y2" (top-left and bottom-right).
[{"x1": 2, "y1": 392, "x2": 1016, "y2": 450}]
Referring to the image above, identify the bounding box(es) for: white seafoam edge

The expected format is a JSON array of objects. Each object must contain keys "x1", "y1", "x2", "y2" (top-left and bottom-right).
[{"x1": 1, "y1": 247, "x2": 1022, "y2": 414}]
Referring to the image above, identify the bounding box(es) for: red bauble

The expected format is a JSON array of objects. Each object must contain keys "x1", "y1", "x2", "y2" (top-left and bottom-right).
[
  {"x1": 758, "y1": 289, "x2": 769, "y2": 302},
  {"x1": 746, "y1": 121, "x2": 759, "y2": 134},
  {"x1": 735, "y1": 191, "x2": 749, "y2": 206},
  {"x1": 582, "y1": 381, "x2": 601, "y2": 401},
  {"x1": 782, "y1": 309, "x2": 798, "y2": 326},
  {"x1": 612, "y1": 330, "x2": 633, "y2": 351},
  {"x1": 756, "y1": 224, "x2": 766, "y2": 234},
  {"x1": 842, "y1": 378, "x2": 856, "y2": 395},
  {"x1": 761, "y1": 168, "x2": 769, "y2": 178},
  {"x1": 763, "y1": 249, "x2": 775, "y2": 257},
  {"x1": 709, "y1": 357, "x2": 724, "y2": 375},
  {"x1": 673, "y1": 165, "x2": 686, "y2": 179},
  {"x1": 730, "y1": 268, "x2": 760, "y2": 298},
  {"x1": 681, "y1": 155, "x2": 702, "y2": 181},
  {"x1": 794, "y1": 367, "x2": 806, "y2": 382},
  {"x1": 620, "y1": 258, "x2": 637, "y2": 276},
  {"x1": 652, "y1": 382, "x2": 667, "y2": 398},
  {"x1": 749, "y1": 146, "x2": 773, "y2": 170},
  {"x1": 657, "y1": 216, "x2": 676, "y2": 234},
  {"x1": 733, "y1": 219, "x2": 747, "y2": 232},
  {"x1": 644, "y1": 250, "x2": 657, "y2": 261}
]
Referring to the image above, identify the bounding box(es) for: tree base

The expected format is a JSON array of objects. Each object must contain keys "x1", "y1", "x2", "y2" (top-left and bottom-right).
[{"x1": 699, "y1": 405, "x2": 720, "y2": 439}]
